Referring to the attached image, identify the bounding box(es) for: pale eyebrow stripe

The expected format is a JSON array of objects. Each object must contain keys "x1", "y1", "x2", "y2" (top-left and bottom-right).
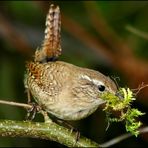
[
  {"x1": 92, "y1": 79, "x2": 105, "y2": 86},
  {"x1": 80, "y1": 75, "x2": 92, "y2": 82},
  {"x1": 80, "y1": 75, "x2": 105, "y2": 86}
]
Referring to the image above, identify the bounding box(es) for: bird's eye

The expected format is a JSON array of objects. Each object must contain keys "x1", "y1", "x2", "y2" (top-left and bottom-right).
[{"x1": 98, "y1": 85, "x2": 105, "y2": 92}]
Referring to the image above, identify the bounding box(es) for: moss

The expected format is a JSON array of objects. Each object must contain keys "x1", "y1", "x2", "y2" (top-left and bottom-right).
[{"x1": 101, "y1": 88, "x2": 145, "y2": 136}]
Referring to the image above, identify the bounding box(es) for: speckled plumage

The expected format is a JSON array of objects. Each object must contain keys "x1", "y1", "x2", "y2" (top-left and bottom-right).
[{"x1": 24, "y1": 61, "x2": 117, "y2": 120}]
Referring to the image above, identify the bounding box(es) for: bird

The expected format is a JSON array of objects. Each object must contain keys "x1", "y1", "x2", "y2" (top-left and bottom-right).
[{"x1": 24, "y1": 4, "x2": 117, "y2": 121}]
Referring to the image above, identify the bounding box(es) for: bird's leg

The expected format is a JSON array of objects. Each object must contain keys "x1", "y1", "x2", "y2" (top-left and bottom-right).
[
  {"x1": 27, "y1": 88, "x2": 31, "y2": 104},
  {"x1": 39, "y1": 110, "x2": 52, "y2": 123},
  {"x1": 25, "y1": 89, "x2": 39, "y2": 120},
  {"x1": 74, "y1": 131, "x2": 81, "y2": 146},
  {"x1": 25, "y1": 89, "x2": 52, "y2": 122},
  {"x1": 25, "y1": 102, "x2": 40, "y2": 121}
]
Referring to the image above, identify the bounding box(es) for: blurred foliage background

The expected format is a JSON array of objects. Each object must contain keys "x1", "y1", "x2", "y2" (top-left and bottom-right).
[{"x1": 0, "y1": 1, "x2": 148, "y2": 147}]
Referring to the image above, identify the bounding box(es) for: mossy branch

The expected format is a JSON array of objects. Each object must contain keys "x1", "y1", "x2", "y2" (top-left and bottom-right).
[{"x1": 0, "y1": 119, "x2": 99, "y2": 147}]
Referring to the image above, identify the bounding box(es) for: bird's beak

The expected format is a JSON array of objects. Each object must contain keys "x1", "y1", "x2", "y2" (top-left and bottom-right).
[{"x1": 115, "y1": 91, "x2": 124, "y2": 100}]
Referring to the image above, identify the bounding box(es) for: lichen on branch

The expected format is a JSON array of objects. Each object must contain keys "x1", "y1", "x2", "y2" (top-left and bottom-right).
[{"x1": 0, "y1": 119, "x2": 99, "y2": 147}]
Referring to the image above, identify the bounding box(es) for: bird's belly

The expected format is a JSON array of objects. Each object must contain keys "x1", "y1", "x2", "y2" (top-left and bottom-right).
[
  {"x1": 45, "y1": 98, "x2": 102, "y2": 120},
  {"x1": 46, "y1": 105, "x2": 99, "y2": 120}
]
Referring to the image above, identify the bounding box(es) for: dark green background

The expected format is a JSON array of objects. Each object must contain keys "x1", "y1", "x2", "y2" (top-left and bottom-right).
[{"x1": 0, "y1": 1, "x2": 148, "y2": 147}]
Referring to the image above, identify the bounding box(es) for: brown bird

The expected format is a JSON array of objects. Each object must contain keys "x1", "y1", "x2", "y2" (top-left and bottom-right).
[{"x1": 24, "y1": 4, "x2": 117, "y2": 121}]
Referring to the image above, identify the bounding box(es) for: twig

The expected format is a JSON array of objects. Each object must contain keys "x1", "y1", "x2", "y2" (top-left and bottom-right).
[
  {"x1": 0, "y1": 100, "x2": 32, "y2": 110},
  {"x1": 126, "y1": 25, "x2": 148, "y2": 40},
  {"x1": 0, "y1": 119, "x2": 99, "y2": 147},
  {"x1": 132, "y1": 82, "x2": 148, "y2": 95},
  {"x1": 99, "y1": 126, "x2": 148, "y2": 147}
]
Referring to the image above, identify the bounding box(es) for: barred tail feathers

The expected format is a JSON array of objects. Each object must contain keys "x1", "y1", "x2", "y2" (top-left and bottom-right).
[{"x1": 35, "y1": 4, "x2": 61, "y2": 62}]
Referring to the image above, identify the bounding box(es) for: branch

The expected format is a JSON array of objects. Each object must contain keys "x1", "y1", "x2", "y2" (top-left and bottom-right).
[
  {"x1": 0, "y1": 100, "x2": 32, "y2": 109},
  {"x1": 126, "y1": 25, "x2": 148, "y2": 40},
  {"x1": 0, "y1": 119, "x2": 99, "y2": 147},
  {"x1": 100, "y1": 126, "x2": 148, "y2": 147},
  {"x1": 0, "y1": 99, "x2": 99, "y2": 147}
]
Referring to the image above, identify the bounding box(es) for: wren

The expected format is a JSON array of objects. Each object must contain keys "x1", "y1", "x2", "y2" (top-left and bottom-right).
[{"x1": 24, "y1": 4, "x2": 117, "y2": 121}]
